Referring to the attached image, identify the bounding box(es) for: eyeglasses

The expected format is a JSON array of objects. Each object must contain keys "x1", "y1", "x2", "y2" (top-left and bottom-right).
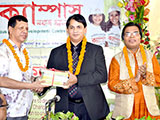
[{"x1": 124, "y1": 31, "x2": 139, "y2": 37}]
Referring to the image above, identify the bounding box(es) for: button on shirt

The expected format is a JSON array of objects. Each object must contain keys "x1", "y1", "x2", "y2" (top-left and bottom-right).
[{"x1": 0, "y1": 39, "x2": 33, "y2": 117}]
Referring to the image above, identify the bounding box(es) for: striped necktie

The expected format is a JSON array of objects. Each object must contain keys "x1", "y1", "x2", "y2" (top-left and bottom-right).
[{"x1": 68, "y1": 46, "x2": 78, "y2": 98}]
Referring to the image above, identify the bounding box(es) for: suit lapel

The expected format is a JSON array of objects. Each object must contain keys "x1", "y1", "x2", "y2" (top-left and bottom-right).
[
  {"x1": 63, "y1": 44, "x2": 69, "y2": 69},
  {"x1": 83, "y1": 42, "x2": 90, "y2": 59}
]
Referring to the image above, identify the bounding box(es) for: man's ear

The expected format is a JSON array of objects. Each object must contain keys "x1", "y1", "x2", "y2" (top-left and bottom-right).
[
  {"x1": 84, "y1": 27, "x2": 87, "y2": 34},
  {"x1": 66, "y1": 28, "x2": 69, "y2": 35},
  {"x1": 8, "y1": 26, "x2": 13, "y2": 35}
]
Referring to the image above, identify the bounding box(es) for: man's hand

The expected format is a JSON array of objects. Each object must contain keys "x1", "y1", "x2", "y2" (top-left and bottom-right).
[
  {"x1": 139, "y1": 63, "x2": 147, "y2": 78},
  {"x1": 135, "y1": 63, "x2": 147, "y2": 82},
  {"x1": 31, "y1": 77, "x2": 50, "y2": 93},
  {"x1": 135, "y1": 69, "x2": 141, "y2": 82},
  {"x1": 63, "y1": 71, "x2": 78, "y2": 89}
]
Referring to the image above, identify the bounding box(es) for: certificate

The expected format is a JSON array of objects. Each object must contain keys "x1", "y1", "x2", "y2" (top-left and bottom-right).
[{"x1": 40, "y1": 68, "x2": 68, "y2": 87}]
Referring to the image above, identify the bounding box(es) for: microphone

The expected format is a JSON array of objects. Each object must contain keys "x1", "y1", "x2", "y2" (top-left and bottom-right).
[
  {"x1": 46, "y1": 95, "x2": 61, "y2": 105},
  {"x1": 45, "y1": 95, "x2": 60, "y2": 115},
  {"x1": 37, "y1": 86, "x2": 51, "y2": 97}
]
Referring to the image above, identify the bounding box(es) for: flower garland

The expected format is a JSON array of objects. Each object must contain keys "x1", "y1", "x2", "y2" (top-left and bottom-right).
[
  {"x1": 3, "y1": 39, "x2": 29, "y2": 72},
  {"x1": 66, "y1": 36, "x2": 87, "y2": 75},
  {"x1": 139, "y1": 44, "x2": 147, "y2": 64},
  {"x1": 123, "y1": 45, "x2": 147, "y2": 78}
]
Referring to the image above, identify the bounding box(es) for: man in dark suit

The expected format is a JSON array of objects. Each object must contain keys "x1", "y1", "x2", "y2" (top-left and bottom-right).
[{"x1": 47, "y1": 14, "x2": 110, "y2": 120}]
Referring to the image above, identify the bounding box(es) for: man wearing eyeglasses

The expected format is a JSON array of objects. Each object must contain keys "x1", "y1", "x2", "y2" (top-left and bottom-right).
[{"x1": 108, "y1": 22, "x2": 160, "y2": 119}]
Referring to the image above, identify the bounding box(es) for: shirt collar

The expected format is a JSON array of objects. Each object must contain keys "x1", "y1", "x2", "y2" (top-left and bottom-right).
[
  {"x1": 8, "y1": 39, "x2": 25, "y2": 52},
  {"x1": 126, "y1": 46, "x2": 140, "y2": 56},
  {"x1": 71, "y1": 41, "x2": 82, "y2": 52}
]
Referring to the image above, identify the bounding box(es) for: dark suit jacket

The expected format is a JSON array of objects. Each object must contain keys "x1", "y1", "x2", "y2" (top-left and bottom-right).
[{"x1": 47, "y1": 42, "x2": 110, "y2": 120}]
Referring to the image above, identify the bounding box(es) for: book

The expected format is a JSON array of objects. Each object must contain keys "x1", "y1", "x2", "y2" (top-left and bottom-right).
[{"x1": 40, "y1": 68, "x2": 68, "y2": 87}]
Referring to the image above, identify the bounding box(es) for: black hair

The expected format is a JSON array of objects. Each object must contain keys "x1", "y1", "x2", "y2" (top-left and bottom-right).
[
  {"x1": 66, "y1": 14, "x2": 87, "y2": 28},
  {"x1": 121, "y1": 22, "x2": 142, "y2": 40},
  {"x1": 88, "y1": 14, "x2": 106, "y2": 32},
  {"x1": 8, "y1": 15, "x2": 28, "y2": 29}
]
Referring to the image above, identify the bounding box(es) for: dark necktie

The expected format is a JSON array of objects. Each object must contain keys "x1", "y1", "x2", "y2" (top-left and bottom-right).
[{"x1": 68, "y1": 46, "x2": 78, "y2": 98}]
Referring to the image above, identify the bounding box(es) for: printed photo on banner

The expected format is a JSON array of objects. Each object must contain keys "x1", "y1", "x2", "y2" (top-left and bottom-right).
[
  {"x1": 105, "y1": 5, "x2": 121, "y2": 47},
  {"x1": 86, "y1": 8, "x2": 106, "y2": 47},
  {"x1": 86, "y1": 2, "x2": 121, "y2": 48}
]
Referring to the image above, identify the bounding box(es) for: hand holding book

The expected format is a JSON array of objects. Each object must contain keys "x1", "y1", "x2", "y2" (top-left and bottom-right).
[{"x1": 40, "y1": 68, "x2": 69, "y2": 87}]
